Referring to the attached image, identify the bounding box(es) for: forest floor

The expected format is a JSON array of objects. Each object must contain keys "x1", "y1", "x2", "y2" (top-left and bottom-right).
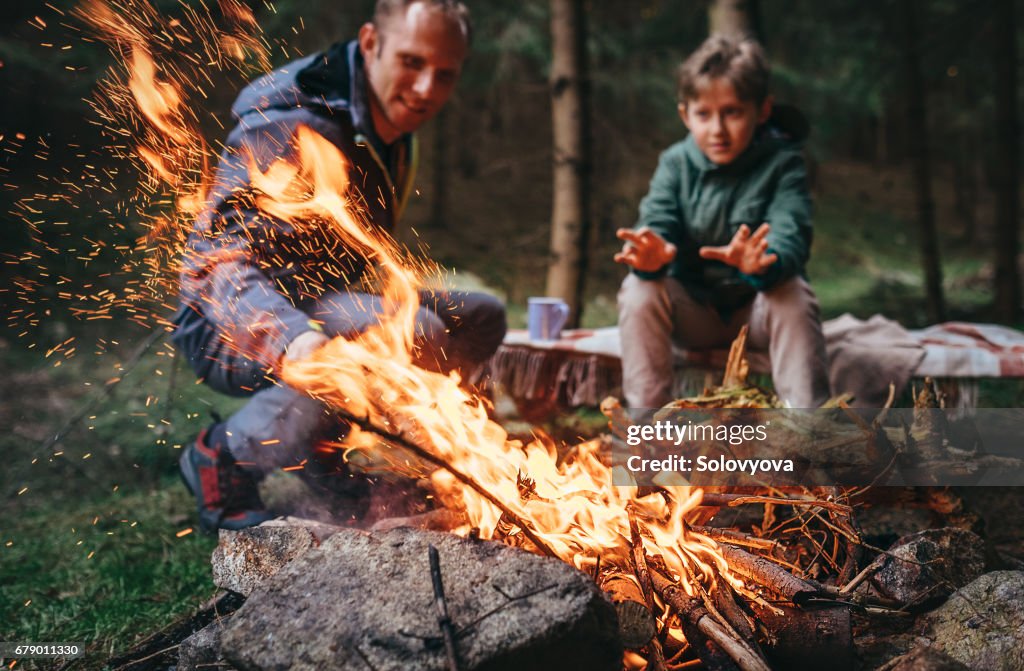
[{"x1": 2, "y1": 158, "x2": 1024, "y2": 668}]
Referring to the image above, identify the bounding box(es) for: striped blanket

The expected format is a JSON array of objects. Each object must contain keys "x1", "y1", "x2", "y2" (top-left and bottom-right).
[{"x1": 489, "y1": 316, "x2": 1024, "y2": 410}]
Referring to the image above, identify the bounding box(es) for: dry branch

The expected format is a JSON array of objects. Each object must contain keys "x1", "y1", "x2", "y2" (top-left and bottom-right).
[
  {"x1": 650, "y1": 569, "x2": 771, "y2": 671},
  {"x1": 600, "y1": 573, "x2": 656, "y2": 649},
  {"x1": 428, "y1": 544, "x2": 459, "y2": 671},
  {"x1": 719, "y1": 545, "x2": 820, "y2": 605},
  {"x1": 331, "y1": 409, "x2": 559, "y2": 559},
  {"x1": 691, "y1": 525, "x2": 779, "y2": 552},
  {"x1": 627, "y1": 508, "x2": 667, "y2": 670}
]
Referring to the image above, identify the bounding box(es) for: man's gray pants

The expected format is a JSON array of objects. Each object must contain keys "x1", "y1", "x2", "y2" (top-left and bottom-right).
[
  {"x1": 201, "y1": 290, "x2": 506, "y2": 474},
  {"x1": 617, "y1": 274, "x2": 830, "y2": 409}
]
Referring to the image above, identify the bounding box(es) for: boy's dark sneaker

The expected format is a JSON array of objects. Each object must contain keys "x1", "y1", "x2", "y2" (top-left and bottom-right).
[{"x1": 179, "y1": 426, "x2": 273, "y2": 532}]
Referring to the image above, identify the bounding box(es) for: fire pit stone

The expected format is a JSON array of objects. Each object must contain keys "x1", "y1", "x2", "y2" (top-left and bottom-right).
[
  {"x1": 917, "y1": 570, "x2": 1024, "y2": 671},
  {"x1": 218, "y1": 526, "x2": 622, "y2": 670},
  {"x1": 212, "y1": 521, "x2": 330, "y2": 596},
  {"x1": 865, "y1": 527, "x2": 986, "y2": 605}
]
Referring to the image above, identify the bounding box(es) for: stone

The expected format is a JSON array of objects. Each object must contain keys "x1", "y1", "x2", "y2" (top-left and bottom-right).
[
  {"x1": 212, "y1": 524, "x2": 323, "y2": 596},
  {"x1": 883, "y1": 646, "x2": 970, "y2": 671},
  {"x1": 866, "y1": 528, "x2": 985, "y2": 605},
  {"x1": 177, "y1": 616, "x2": 234, "y2": 671},
  {"x1": 919, "y1": 570, "x2": 1024, "y2": 671},
  {"x1": 219, "y1": 527, "x2": 622, "y2": 670}
]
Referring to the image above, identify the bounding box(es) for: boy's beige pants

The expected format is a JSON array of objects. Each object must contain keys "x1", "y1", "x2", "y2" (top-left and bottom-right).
[{"x1": 617, "y1": 274, "x2": 831, "y2": 408}]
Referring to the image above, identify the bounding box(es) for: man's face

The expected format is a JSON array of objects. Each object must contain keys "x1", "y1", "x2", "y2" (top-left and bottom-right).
[
  {"x1": 679, "y1": 78, "x2": 771, "y2": 165},
  {"x1": 359, "y1": 2, "x2": 468, "y2": 144}
]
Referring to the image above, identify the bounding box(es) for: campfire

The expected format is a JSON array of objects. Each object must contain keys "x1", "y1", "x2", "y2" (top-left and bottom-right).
[{"x1": 75, "y1": 3, "x2": 1023, "y2": 670}]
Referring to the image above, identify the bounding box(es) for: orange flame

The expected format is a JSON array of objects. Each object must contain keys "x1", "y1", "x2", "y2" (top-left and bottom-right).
[
  {"x1": 102, "y1": 0, "x2": 736, "y2": 620},
  {"x1": 264, "y1": 127, "x2": 736, "y2": 593}
]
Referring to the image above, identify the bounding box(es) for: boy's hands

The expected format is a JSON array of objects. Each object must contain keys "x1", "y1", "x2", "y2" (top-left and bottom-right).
[
  {"x1": 699, "y1": 223, "x2": 778, "y2": 275},
  {"x1": 614, "y1": 227, "x2": 677, "y2": 273}
]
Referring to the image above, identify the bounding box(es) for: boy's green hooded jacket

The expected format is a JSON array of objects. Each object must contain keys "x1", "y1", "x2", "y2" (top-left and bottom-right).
[{"x1": 633, "y1": 105, "x2": 812, "y2": 311}]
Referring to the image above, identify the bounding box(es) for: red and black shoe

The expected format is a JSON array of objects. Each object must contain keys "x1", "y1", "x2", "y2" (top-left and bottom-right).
[{"x1": 179, "y1": 425, "x2": 273, "y2": 532}]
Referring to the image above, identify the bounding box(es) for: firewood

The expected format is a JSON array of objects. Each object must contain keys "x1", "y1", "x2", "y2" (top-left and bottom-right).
[
  {"x1": 710, "y1": 581, "x2": 761, "y2": 657},
  {"x1": 718, "y1": 545, "x2": 820, "y2": 605},
  {"x1": 721, "y1": 325, "x2": 750, "y2": 389},
  {"x1": 627, "y1": 507, "x2": 667, "y2": 671},
  {"x1": 691, "y1": 525, "x2": 779, "y2": 552},
  {"x1": 330, "y1": 408, "x2": 559, "y2": 559},
  {"x1": 650, "y1": 569, "x2": 771, "y2": 671},
  {"x1": 750, "y1": 602, "x2": 853, "y2": 670},
  {"x1": 428, "y1": 544, "x2": 460, "y2": 671},
  {"x1": 599, "y1": 573, "x2": 656, "y2": 649}
]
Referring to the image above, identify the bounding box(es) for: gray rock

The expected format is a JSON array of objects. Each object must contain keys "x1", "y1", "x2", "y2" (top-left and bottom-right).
[
  {"x1": 177, "y1": 617, "x2": 234, "y2": 671},
  {"x1": 920, "y1": 570, "x2": 1024, "y2": 671},
  {"x1": 867, "y1": 528, "x2": 985, "y2": 605},
  {"x1": 212, "y1": 524, "x2": 321, "y2": 596},
  {"x1": 882, "y1": 646, "x2": 970, "y2": 671},
  {"x1": 219, "y1": 527, "x2": 621, "y2": 670}
]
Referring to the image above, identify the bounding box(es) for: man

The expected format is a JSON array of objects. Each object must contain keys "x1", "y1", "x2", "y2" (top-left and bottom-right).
[{"x1": 173, "y1": 0, "x2": 507, "y2": 532}]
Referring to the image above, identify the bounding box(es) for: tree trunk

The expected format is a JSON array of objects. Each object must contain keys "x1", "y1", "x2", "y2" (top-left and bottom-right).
[
  {"x1": 545, "y1": 0, "x2": 591, "y2": 327},
  {"x1": 953, "y1": 134, "x2": 978, "y2": 245},
  {"x1": 430, "y1": 106, "x2": 449, "y2": 230},
  {"x1": 708, "y1": 0, "x2": 762, "y2": 40},
  {"x1": 899, "y1": 0, "x2": 946, "y2": 322},
  {"x1": 992, "y1": 0, "x2": 1020, "y2": 323}
]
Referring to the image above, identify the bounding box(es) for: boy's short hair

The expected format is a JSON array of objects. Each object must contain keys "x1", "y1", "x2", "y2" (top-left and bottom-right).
[
  {"x1": 676, "y1": 34, "x2": 769, "y2": 105},
  {"x1": 373, "y1": 0, "x2": 473, "y2": 45}
]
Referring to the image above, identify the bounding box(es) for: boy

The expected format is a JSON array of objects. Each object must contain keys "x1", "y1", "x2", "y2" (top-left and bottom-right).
[{"x1": 615, "y1": 35, "x2": 829, "y2": 409}]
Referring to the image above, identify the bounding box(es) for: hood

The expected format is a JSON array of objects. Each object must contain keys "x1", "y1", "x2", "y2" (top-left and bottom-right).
[{"x1": 229, "y1": 41, "x2": 376, "y2": 143}]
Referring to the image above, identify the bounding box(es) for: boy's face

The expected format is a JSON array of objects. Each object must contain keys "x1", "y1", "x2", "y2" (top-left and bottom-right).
[
  {"x1": 679, "y1": 78, "x2": 772, "y2": 165},
  {"x1": 359, "y1": 2, "x2": 469, "y2": 144}
]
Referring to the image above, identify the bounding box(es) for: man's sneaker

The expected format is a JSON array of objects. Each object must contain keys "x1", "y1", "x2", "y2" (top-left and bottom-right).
[{"x1": 179, "y1": 426, "x2": 273, "y2": 532}]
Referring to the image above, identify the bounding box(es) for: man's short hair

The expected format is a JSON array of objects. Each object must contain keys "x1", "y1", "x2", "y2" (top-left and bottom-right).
[
  {"x1": 676, "y1": 34, "x2": 769, "y2": 105},
  {"x1": 373, "y1": 0, "x2": 472, "y2": 45}
]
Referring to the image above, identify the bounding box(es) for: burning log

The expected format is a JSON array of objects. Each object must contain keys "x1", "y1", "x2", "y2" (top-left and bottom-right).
[
  {"x1": 718, "y1": 545, "x2": 820, "y2": 605},
  {"x1": 599, "y1": 573, "x2": 656, "y2": 649},
  {"x1": 492, "y1": 472, "x2": 545, "y2": 547},
  {"x1": 650, "y1": 569, "x2": 771, "y2": 671},
  {"x1": 751, "y1": 602, "x2": 854, "y2": 670},
  {"x1": 627, "y1": 508, "x2": 668, "y2": 670}
]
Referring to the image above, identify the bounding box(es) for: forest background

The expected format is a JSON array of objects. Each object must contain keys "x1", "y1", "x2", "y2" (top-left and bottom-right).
[{"x1": 2, "y1": 0, "x2": 1024, "y2": 663}]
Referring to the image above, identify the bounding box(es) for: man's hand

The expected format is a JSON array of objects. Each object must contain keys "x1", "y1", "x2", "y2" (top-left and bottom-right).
[
  {"x1": 283, "y1": 330, "x2": 330, "y2": 362},
  {"x1": 699, "y1": 223, "x2": 778, "y2": 275},
  {"x1": 614, "y1": 227, "x2": 677, "y2": 273}
]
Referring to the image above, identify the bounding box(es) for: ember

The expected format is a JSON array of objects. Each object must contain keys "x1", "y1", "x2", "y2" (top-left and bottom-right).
[{"x1": 65, "y1": 3, "x2": 1022, "y2": 670}]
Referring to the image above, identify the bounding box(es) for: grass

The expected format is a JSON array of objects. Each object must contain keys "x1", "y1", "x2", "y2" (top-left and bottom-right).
[
  {"x1": 1, "y1": 160, "x2": 1022, "y2": 666},
  {"x1": 0, "y1": 484, "x2": 218, "y2": 669},
  {"x1": 1, "y1": 337, "x2": 240, "y2": 668}
]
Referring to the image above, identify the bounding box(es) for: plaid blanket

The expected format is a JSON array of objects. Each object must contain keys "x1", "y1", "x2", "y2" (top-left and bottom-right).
[{"x1": 491, "y1": 317, "x2": 1024, "y2": 409}]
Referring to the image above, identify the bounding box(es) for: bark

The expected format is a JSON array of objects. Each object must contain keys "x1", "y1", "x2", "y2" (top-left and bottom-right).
[
  {"x1": 992, "y1": 0, "x2": 1021, "y2": 322},
  {"x1": 708, "y1": 0, "x2": 762, "y2": 40},
  {"x1": 650, "y1": 569, "x2": 770, "y2": 671},
  {"x1": 898, "y1": 0, "x2": 946, "y2": 323},
  {"x1": 599, "y1": 573, "x2": 656, "y2": 649},
  {"x1": 953, "y1": 134, "x2": 978, "y2": 244},
  {"x1": 718, "y1": 545, "x2": 820, "y2": 604},
  {"x1": 545, "y1": 0, "x2": 591, "y2": 327},
  {"x1": 430, "y1": 106, "x2": 449, "y2": 230}
]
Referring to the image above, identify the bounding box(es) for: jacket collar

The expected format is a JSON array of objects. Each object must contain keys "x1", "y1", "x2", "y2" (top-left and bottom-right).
[
  {"x1": 296, "y1": 40, "x2": 410, "y2": 155},
  {"x1": 681, "y1": 104, "x2": 808, "y2": 174}
]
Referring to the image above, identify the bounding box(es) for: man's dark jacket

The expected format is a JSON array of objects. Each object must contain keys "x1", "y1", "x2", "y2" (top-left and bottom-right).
[{"x1": 172, "y1": 41, "x2": 418, "y2": 394}]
